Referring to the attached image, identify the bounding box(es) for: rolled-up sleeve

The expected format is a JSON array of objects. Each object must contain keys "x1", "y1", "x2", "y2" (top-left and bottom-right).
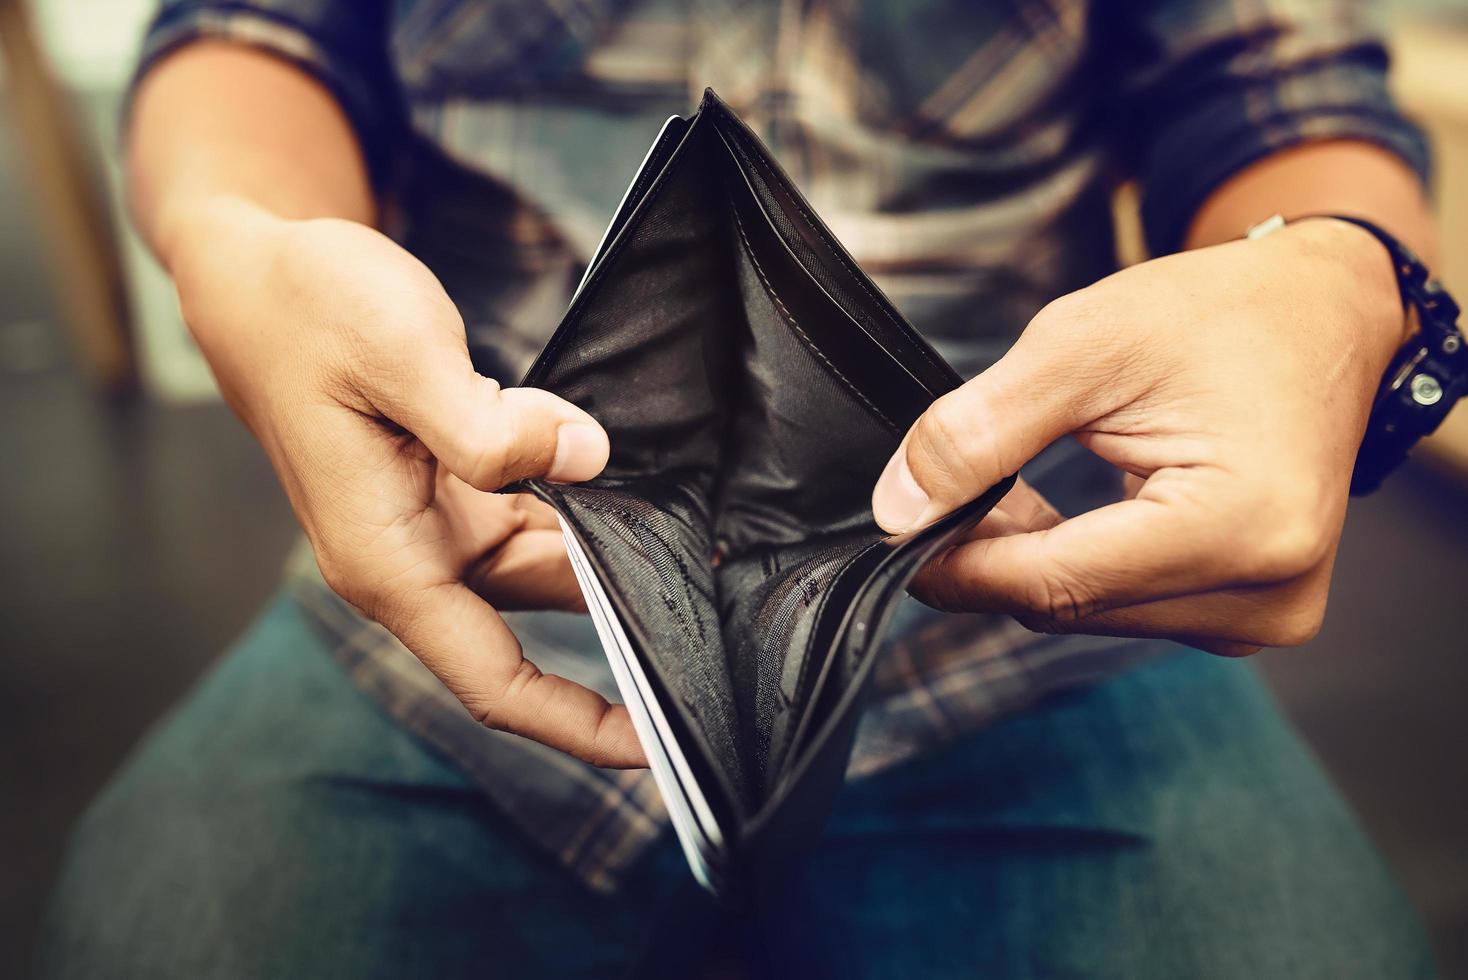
[
  {"x1": 130, "y1": 0, "x2": 400, "y2": 187},
  {"x1": 1112, "y1": 0, "x2": 1431, "y2": 255}
]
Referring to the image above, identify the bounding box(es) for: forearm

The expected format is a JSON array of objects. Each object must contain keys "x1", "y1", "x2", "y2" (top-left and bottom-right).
[
  {"x1": 125, "y1": 41, "x2": 374, "y2": 269},
  {"x1": 1185, "y1": 140, "x2": 1433, "y2": 258}
]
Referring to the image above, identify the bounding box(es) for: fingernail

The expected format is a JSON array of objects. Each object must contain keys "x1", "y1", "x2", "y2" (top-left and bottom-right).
[
  {"x1": 549, "y1": 423, "x2": 608, "y2": 483},
  {"x1": 872, "y1": 450, "x2": 930, "y2": 531}
]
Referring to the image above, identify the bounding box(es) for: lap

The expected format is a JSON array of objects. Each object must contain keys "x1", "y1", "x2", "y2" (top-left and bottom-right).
[
  {"x1": 38, "y1": 595, "x2": 666, "y2": 979},
  {"x1": 39, "y1": 595, "x2": 1434, "y2": 979},
  {"x1": 779, "y1": 651, "x2": 1434, "y2": 978}
]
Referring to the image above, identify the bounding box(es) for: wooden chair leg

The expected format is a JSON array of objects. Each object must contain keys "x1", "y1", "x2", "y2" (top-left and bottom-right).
[{"x1": 0, "y1": 0, "x2": 136, "y2": 394}]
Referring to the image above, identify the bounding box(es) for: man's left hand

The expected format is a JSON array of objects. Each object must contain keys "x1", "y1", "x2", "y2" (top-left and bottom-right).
[{"x1": 871, "y1": 218, "x2": 1407, "y2": 656}]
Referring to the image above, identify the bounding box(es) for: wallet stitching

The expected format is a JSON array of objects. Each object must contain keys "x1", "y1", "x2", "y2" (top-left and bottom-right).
[
  {"x1": 723, "y1": 126, "x2": 952, "y2": 383},
  {"x1": 728, "y1": 192, "x2": 899, "y2": 431}
]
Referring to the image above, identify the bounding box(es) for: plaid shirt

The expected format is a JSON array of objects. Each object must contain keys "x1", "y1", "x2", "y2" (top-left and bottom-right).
[{"x1": 136, "y1": 0, "x2": 1427, "y2": 892}]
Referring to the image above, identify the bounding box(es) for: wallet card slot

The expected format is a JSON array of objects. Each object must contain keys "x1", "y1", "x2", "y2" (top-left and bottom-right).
[
  {"x1": 747, "y1": 536, "x2": 883, "y2": 790},
  {"x1": 763, "y1": 482, "x2": 1014, "y2": 808},
  {"x1": 536, "y1": 480, "x2": 753, "y2": 818},
  {"x1": 711, "y1": 108, "x2": 960, "y2": 402},
  {"x1": 762, "y1": 537, "x2": 911, "y2": 796},
  {"x1": 719, "y1": 134, "x2": 930, "y2": 431},
  {"x1": 718, "y1": 531, "x2": 879, "y2": 797},
  {"x1": 558, "y1": 515, "x2": 728, "y2": 891},
  {"x1": 714, "y1": 152, "x2": 922, "y2": 784},
  {"x1": 524, "y1": 108, "x2": 717, "y2": 392}
]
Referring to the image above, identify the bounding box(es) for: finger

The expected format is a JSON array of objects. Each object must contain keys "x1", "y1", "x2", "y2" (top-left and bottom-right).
[
  {"x1": 467, "y1": 528, "x2": 588, "y2": 613},
  {"x1": 955, "y1": 477, "x2": 1064, "y2": 541},
  {"x1": 301, "y1": 414, "x2": 631, "y2": 764},
  {"x1": 436, "y1": 475, "x2": 534, "y2": 548},
  {"x1": 433, "y1": 480, "x2": 581, "y2": 610},
  {"x1": 1019, "y1": 545, "x2": 1336, "y2": 653},
  {"x1": 436, "y1": 478, "x2": 561, "y2": 550},
  {"x1": 913, "y1": 474, "x2": 1329, "y2": 636},
  {"x1": 362, "y1": 336, "x2": 609, "y2": 489},
  {"x1": 911, "y1": 555, "x2": 1274, "y2": 656},
  {"x1": 513, "y1": 494, "x2": 565, "y2": 532},
  {"x1": 381, "y1": 581, "x2": 645, "y2": 768},
  {"x1": 909, "y1": 468, "x2": 1283, "y2": 623},
  {"x1": 1042, "y1": 589, "x2": 1272, "y2": 657},
  {"x1": 997, "y1": 578, "x2": 1324, "y2": 655},
  {"x1": 872, "y1": 325, "x2": 1108, "y2": 533},
  {"x1": 912, "y1": 500, "x2": 1227, "y2": 622}
]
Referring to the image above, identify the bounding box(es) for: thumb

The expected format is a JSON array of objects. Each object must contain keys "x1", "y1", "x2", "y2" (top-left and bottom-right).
[
  {"x1": 366, "y1": 337, "x2": 609, "y2": 490},
  {"x1": 872, "y1": 338, "x2": 1084, "y2": 533}
]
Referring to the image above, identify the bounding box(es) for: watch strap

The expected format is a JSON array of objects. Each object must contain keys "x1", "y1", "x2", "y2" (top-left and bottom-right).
[
  {"x1": 1245, "y1": 213, "x2": 1467, "y2": 494},
  {"x1": 1316, "y1": 215, "x2": 1467, "y2": 494}
]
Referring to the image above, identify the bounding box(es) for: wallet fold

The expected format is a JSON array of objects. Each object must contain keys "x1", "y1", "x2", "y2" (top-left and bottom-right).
[{"x1": 514, "y1": 89, "x2": 1015, "y2": 898}]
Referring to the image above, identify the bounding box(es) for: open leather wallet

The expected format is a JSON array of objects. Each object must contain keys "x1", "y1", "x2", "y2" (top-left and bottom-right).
[{"x1": 513, "y1": 90, "x2": 1015, "y2": 899}]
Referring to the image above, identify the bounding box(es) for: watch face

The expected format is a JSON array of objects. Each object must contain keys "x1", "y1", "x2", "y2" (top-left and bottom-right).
[{"x1": 1353, "y1": 329, "x2": 1464, "y2": 497}]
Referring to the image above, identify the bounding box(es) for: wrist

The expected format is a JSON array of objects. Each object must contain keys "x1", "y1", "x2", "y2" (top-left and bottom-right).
[
  {"x1": 153, "y1": 194, "x2": 289, "y2": 329},
  {"x1": 1279, "y1": 217, "x2": 1410, "y2": 369},
  {"x1": 155, "y1": 193, "x2": 286, "y2": 274}
]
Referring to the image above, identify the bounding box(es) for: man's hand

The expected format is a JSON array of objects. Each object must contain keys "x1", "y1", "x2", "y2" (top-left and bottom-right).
[
  {"x1": 127, "y1": 45, "x2": 644, "y2": 768},
  {"x1": 872, "y1": 218, "x2": 1407, "y2": 656},
  {"x1": 169, "y1": 198, "x2": 645, "y2": 766}
]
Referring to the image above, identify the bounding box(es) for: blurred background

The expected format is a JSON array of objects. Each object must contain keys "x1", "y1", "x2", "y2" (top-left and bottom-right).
[{"x1": 1, "y1": 0, "x2": 1465, "y2": 976}]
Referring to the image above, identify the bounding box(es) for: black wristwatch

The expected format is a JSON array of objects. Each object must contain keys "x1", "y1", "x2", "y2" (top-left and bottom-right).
[{"x1": 1245, "y1": 213, "x2": 1467, "y2": 494}]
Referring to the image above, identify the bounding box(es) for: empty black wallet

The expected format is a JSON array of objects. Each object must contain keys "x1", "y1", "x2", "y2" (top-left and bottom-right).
[{"x1": 514, "y1": 89, "x2": 1014, "y2": 899}]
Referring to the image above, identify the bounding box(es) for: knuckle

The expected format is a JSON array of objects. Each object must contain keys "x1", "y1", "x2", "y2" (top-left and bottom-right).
[
  {"x1": 1234, "y1": 476, "x2": 1336, "y2": 582},
  {"x1": 1026, "y1": 564, "x2": 1097, "y2": 626},
  {"x1": 474, "y1": 658, "x2": 542, "y2": 732},
  {"x1": 463, "y1": 436, "x2": 515, "y2": 489},
  {"x1": 1227, "y1": 582, "x2": 1329, "y2": 649},
  {"x1": 1014, "y1": 612, "x2": 1068, "y2": 636},
  {"x1": 458, "y1": 385, "x2": 531, "y2": 489},
  {"x1": 1259, "y1": 601, "x2": 1327, "y2": 648},
  {"x1": 1029, "y1": 290, "x2": 1090, "y2": 332},
  {"x1": 920, "y1": 583, "x2": 967, "y2": 615},
  {"x1": 914, "y1": 392, "x2": 1009, "y2": 489},
  {"x1": 581, "y1": 709, "x2": 613, "y2": 769},
  {"x1": 1244, "y1": 520, "x2": 1328, "y2": 582},
  {"x1": 315, "y1": 548, "x2": 369, "y2": 608},
  {"x1": 910, "y1": 557, "x2": 968, "y2": 613},
  {"x1": 913, "y1": 397, "x2": 972, "y2": 471},
  {"x1": 917, "y1": 394, "x2": 973, "y2": 450}
]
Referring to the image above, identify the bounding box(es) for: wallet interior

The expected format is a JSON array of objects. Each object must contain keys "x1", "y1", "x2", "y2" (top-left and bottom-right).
[{"x1": 518, "y1": 92, "x2": 994, "y2": 836}]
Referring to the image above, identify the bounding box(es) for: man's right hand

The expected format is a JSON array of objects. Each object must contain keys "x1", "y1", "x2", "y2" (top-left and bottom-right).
[{"x1": 166, "y1": 198, "x2": 645, "y2": 768}]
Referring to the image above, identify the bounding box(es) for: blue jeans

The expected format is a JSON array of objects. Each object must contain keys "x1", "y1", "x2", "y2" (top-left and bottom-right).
[{"x1": 39, "y1": 593, "x2": 1433, "y2": 978}]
